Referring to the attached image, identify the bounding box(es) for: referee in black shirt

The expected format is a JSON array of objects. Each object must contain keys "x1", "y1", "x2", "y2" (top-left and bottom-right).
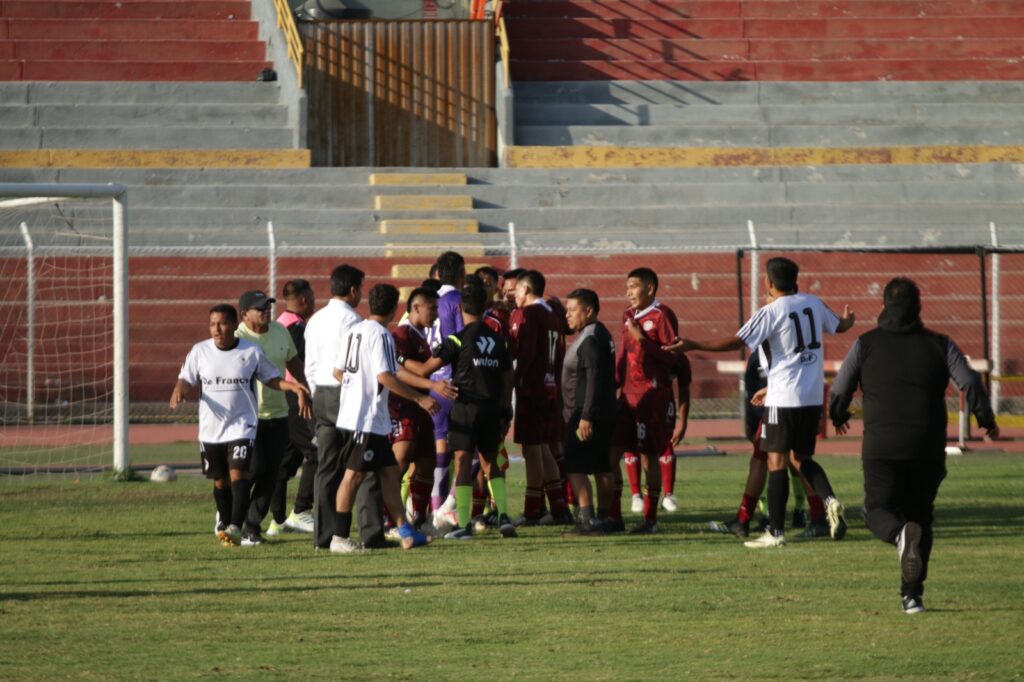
[
  {"x1": 830, "y1": 277, "x2": 998, "y2": 614},
  {"x1": 561, "y1": 289, "x2": 618, "y2": 535}
]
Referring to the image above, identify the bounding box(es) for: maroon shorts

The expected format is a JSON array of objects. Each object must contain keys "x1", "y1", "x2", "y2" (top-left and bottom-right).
[
  {"x1": 612, "y1": 391, "x2": 677, "y2": 456},
  {"x1": 389, "y1": 406, "x2": 435, "y2": 462}
]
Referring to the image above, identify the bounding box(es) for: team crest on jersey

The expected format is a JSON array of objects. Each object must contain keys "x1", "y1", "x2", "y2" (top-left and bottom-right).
[
  {"x1": 363, "y1": 449, "x2": 375, "y2": 462},
  {"x1": 642, "y1": 320, "x2": 655, "y2": 331},
  {"x1": 799, "y1": 351, "x2": 816, "y2": 364}
]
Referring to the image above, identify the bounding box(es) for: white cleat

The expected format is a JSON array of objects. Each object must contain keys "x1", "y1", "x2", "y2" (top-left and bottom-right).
[
  {"x1": 265, "y1": 520, "x2": 285, "y2": 537},
  {"x1": 431, "y1": 509, "x2": 459, "y2": 535},
  {"x1": 744, "y1": 530, "x2": 787, "y2": 549},
  {"x1": 438, "y1": 494, "x2": 456, "y2": 514},
  {"x1": 329, "y1": 536, "x2": 368, "y2": 554},
  {"x1": 384, "y1": 526, "x2": 402, "y2": 542},
  {"x1": 630, "y1": 494, "x2": 644, "y2": 513},
  {"x1": 661, "y1": 493, "x2": 679, "y2": 512},
  {"x1": 283, "y1": 510, "x2": 314, "y2": 533},
  {"x1": 825, "y1": 497, "x2": 848, "y2": 540}
]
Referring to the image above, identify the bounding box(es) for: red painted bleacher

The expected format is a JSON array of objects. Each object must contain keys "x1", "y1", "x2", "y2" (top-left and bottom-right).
[
  {"x1": 0, "y1": 0, "x2": 270, "y2": 81},
  {"x1": 507, "y1": 0, "x2": 1024, "y2": 81}
]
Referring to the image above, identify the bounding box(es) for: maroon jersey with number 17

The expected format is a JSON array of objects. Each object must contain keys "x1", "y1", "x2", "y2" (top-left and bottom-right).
[{"x1": 509, "y1": 301, "x2": 559, "y2": 402}]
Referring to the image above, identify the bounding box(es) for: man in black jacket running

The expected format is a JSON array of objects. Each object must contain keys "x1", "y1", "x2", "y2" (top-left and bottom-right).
[{"x1": 829, "y1": 277, "x2": 998, "y2": 614}]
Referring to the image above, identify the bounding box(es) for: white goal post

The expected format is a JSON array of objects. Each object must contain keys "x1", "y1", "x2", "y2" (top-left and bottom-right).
[{"x1": 0, "y1": 183, "x2": 128, "y2": 474}]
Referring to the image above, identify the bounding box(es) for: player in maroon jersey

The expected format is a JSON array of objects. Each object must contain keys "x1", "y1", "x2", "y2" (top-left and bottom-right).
[
  {"x1": 544, "y1": 293, "x2": 572, "y2": 509},
  {"x1": 509, "y1": 269, "x2": 571, "y2": 525},
  {"x1": 610, "y1": 267, "x2": 682, "y2": 533},
  {"x1": 388, "y1": 287, "x2": 441, "y2": 528}
]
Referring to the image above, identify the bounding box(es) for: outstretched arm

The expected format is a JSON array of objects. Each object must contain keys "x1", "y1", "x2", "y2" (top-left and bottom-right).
[
  {"x1": 378, "y1": 372, "x2": 441, "y2": 415},
  {"x1": 663, "y1": 335, "x2": 746, "y2": 354}
]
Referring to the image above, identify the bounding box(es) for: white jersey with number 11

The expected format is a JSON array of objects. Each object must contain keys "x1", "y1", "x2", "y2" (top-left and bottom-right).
[{"x1": 737, "y1": 292, "x2": 840, "y2": 408}]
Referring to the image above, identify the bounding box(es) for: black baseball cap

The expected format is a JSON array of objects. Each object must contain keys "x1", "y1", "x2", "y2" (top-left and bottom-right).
[{"x1": 239, "y1": 290, "x2": 276, "y2": 311}]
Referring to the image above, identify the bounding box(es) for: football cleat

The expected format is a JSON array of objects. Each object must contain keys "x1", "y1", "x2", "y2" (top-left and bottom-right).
[
  {"x1": 329, "y1": 536, "x2": 368, "y2": 554},
  {"x1": 799, "y1": 520, "x2": 830, "y2": 538},
  {"x1": 602, "y1": 517, "x2": 626, "y2": 533},
  {"x1": 630, "y1": 494, "x2": 644, "y2": 513},
  {"x1": 708, "y1": 517, "x2": 750, "y2": 538},
  {"x1": 561, "y1": 520, "x2": 605, "y2": 537},
  {"x1": 661, "y1": 493, "x2": 679, "y2": 512},
  {"x1": 825, "y1": 497, "x2": 848, "y2": 541},
  {"x1": 431, "y1": 509, "x2": 459, "y2": 534},
  {"x1": 538, "y1": 511, "x2": 575, "y2": 526},
  {"x1": 214, "y1": 512, "x2": 223, "y2": 537},
  {"x1": 901, "y1": 595, "x2": 925, "y2": 614},
  {"x1": 398, "y1": 523, "x2": 432, "y2": 549},
  {"x1": 898, "y1": 522, "x2": 923, "y2": 585},
  {"x1": 629, "y1": 520, "x2": 660, "y2": 534},
  {"x1": 284, "y1": 510, "x2": 314, "y2": 533},
  {"x1": 384, "y1": 526, "x2": 402, "y2": 542},
  {"x1": 217, "y1": 524, "x2": 241, "y2": 547},
  {"x1": 498, "y1": 514, "x2": 518, "y2": 538},
  {"x1": 744, "y1": 530, "x2": 787, "y2": 549},
  {"x1": 265, "y1": 519, "x2": 286, "y2": 537},
  {"x1": 753, "y1": 514, "x2": 770, "y2": 533},
  {"x1": 792, "y1": 508, "x2": 808, "y2": 529},
  {"x1": 444, "y1": 526, "x2": 474, "y2": 541},
  {"x1": 240, "y1": 528, "x2": 264, "y2": 546},
  {"x1": 512, "y1": 514, "x2": 541, "y2": 527}
]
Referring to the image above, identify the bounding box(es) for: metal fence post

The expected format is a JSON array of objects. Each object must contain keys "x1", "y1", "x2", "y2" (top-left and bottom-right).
[
  {"x1": 990, "y1": 222, "x2": 1001, "y2": 414},
  {"x1": 18, "y1": 222, "x2": 34, "y2": 424},
  {"x1": 267, "y1": 221, "x2": 277, "y2": 312},
  {"x1": 509, "y1": 221, "x2": 518, "y2": 269},
  {"x1": 747, "y1": 220, "x2": 759, "y2": 314}
]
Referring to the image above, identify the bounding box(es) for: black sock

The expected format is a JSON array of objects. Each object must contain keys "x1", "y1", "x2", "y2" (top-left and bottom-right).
[
  {"x1": 213, "y1": 486, "x2": 232, "y2": 526},
  {"x1": 270, "y1": 478, "x2": 289, "y2": 525},
  {"x1": 335, "y1": 511, "x2": 353, "y2": 539},
  {"x1": 767, "y1": 470, "x2": 789, "y2": 535},
  {"x1": 230, "y1": 479, "x2": 251, "y2": 529},
  {"x1": 798, "y1": 459, "x2": 835, "y2": 500}
]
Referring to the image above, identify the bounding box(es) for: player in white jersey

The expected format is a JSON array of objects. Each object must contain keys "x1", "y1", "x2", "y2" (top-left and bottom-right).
[
  {"x1": 665, "y1": 257, "x2": 855, "y2": 548},
  {"x1": 328, "y1": 284, "x2": 445, "y2": 553},
  {"x1": 170, "y1": 304, "x2": 311, "y2": 547}
]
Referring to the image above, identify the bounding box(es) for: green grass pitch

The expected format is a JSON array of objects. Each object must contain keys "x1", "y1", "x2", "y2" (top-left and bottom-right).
[{"x1": 1, "y1": 450, "x2": 1022, "y2": 680}]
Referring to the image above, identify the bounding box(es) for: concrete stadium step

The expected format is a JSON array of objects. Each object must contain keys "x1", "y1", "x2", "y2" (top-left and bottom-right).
[
  {"x1": 2, "y1": 59, "x2": 272, "y2": 81},
  {"x1": 0, "y1": 149, "x2": 309, "y2": 168},
  {"x1": 0, "y1": 81, "x2": 281, "y2": 105},
  {"x1": 512, "y1": 80, "x2": 1024, "y2": 105},
  {"x1": 515, "y1": 102, "x2": 1024, "y2": 127},
  {"x1": 0, "y1": 1, "x2": 252, "y2": 20},
  {"x1": 0, "y1": 103, "x2": 286, "y2": 128},
  {"x1": 4, "y1": 40, "x2": 267, "y2": 62},
  {"x1": 514, "y1": 123, "x2": 1024, "y2": 148},
  {"x1": 0, "y1": 127, "x2": 295, "y2": 150}
]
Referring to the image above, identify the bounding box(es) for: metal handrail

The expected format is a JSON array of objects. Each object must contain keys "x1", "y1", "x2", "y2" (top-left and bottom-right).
[{"x1": 272, "y1": 0, "x2": 305, "y2": 88}]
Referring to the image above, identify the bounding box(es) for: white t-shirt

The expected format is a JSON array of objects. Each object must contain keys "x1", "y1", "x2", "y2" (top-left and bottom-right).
[
  {"x1": 737, "y1": 292, "x2": 840, "y2": 408},
  {"x1": 304, "y1": 298, "x2": 362, "y2": 393},
  {"x1": 178, "y1": 339, "x2": 280, "y2": 443},
  {"x1": 335, "y1": 318, "x2": 399, "y2": 435}
]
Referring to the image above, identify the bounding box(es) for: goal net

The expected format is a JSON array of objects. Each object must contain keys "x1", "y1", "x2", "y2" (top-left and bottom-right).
[{"x1": 0, "y1": 184, "x2": 128, "y2": 480}]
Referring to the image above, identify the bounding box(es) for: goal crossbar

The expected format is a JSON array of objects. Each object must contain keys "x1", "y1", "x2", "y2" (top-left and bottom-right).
[{"x1": 0, "y1": 183, "x2": 129, "y2": 474}]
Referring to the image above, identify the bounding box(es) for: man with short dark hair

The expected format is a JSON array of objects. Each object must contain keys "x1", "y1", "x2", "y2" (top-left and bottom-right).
[
  {"x1": 560, "y1": 289, "x2": 617, "y2": 535},
  {"x1": 668, "y1": 257, "x2": 855, "y2": 548},
  {"x1": 510, "y1": 269, "x2": 570, "y2": 525},
  {"x1": 329, "y1": 284, "x2": 439, "y2": 553},
  {"x1": 170, "y1": 304, "x2": 309, "y2": 547},
  {"x1": 830, "y1": 277, "x2": 997, "y2": 613},
  {"x1": 305, "y1": 264, "x2": 368, "y2": 549},
  {"x1": 235, "y1": 289, "x2": 308, "y2": 546},
  {"x1": 266, "y1": 279, "x2": 318, "y2": 536}
]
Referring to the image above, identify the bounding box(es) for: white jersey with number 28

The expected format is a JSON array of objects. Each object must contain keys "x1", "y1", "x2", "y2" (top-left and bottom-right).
[{"x1": 737, "y1": 292, "x2": 840, "y2": 408}]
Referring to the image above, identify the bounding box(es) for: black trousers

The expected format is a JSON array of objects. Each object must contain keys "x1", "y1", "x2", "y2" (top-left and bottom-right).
[
  {"x1": 245, "y1": 417, "x2": 289, "y2": 533},
  {"x1": 862, "y1": 456, "x2": 947, "y2": 598},
  {"x1": 312, "y1": 386, "x2": 385, "y2": 549},
  {"x1": 269, "y1": 393, "x2": 318, "y2": 522}
]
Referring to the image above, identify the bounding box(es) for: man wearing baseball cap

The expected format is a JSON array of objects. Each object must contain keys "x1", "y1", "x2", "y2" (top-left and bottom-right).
[{"x1": 235, "y1": 289, "x2": 309, "y2": 545}]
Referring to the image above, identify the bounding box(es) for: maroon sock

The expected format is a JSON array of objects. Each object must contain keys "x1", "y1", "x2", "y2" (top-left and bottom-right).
[
  {"x1": 660, "y1": 452, "x2": 676, "y2": 496},
  {"x1": 644, "y1": 487, "x2": 659, "y2": 524},
  {"x1": 738, "y1": 494, "x2": 757, "y2": 524},
  {"x1": 808, "y1": 494, "x2": 825, "y2": 522},
  {"x1": 545, "y1": 480, "x2": 568, "y2": 516},
  {"x1": 609, "y1": 481, "x2": 623, "y2": 521},
  {"x1": 472, "y1": 481, "x2": 486, "y2": 518},
  {"x1": 524, "y1": 487, "x2": 544, "y2": 519}
]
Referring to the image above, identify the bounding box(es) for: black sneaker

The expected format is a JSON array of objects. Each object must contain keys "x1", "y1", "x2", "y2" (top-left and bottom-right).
[
  {"x1": 512, "y1": 514, "x2": 541, "y2": 527},
  {"x1": 901, "y1": 595, "x2": 925, "y2": 614},
  {"x1": 629, "y1": 520, "x2": 660, "y2": 534},
  {"x1": 753, "y1": 514, "x2": 770, "y2": 533},
  {"x1": 562, "y1": 519, "x2": 605, "y2": 537},
  {"x1": 602, "y1": 517, "x2": 626, "y2": 533},
  {"x1": 498, "y1": 514, "x2": 518, "y2": 538},
  {"x1": 792, "y1": 508, "x2": 808, "y2": 529},
  {"x1": 799, "y1": 520, "x2": 830, "y2": 538},
  {"x1": 708, "y1": 516, "x2": 750, "y2": 538},
  {"x1": 240, "y1": 528, "x2": 264, "y2": 546},
  {"x1": 898, "y1": 522, "x2": 923, "y2": 585}
]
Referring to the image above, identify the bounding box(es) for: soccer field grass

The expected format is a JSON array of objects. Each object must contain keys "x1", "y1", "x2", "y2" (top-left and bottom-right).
[{"x1": 1, "y1": 452, "x2": 1022, "y2": 680}]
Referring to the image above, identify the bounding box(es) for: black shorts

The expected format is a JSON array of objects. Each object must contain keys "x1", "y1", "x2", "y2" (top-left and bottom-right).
[
  {"x1": 761, "y1": 405, "x2": 821, "y2": 457},
  {"x1": 563, "y1": 413, "x2": 613, "y2": 475},
  {"x1": 200, "y1": 439, "x2": 254, "y2": 480},
  {"x1": 448, "y1": 402, "x2": 502, "y2": 454},
  {"x1": 338, "y1": 429, "x2": 397, "y2": 472}
]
